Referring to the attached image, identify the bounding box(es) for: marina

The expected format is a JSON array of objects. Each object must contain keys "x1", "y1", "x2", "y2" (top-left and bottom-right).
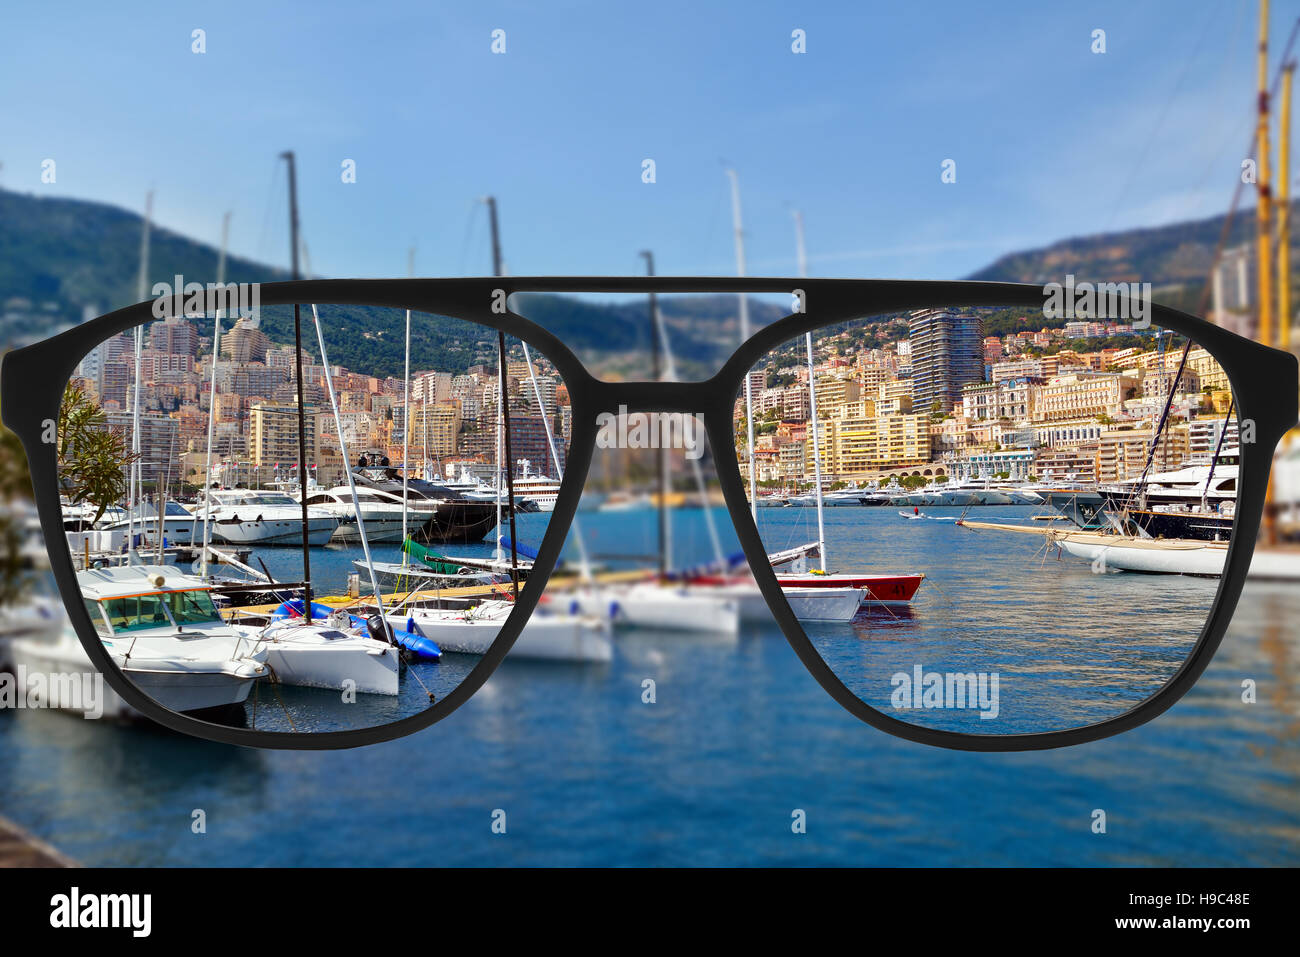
[{"x1": 2, "y1": 501, "x2": 1297, "y2": 864}]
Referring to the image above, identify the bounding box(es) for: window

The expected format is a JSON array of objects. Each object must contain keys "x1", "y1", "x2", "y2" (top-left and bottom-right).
[
  {"x1": 102, "y1": 594, "x2": 170, "y2": 632},
  {"x1": 164, "y1": 589, "x2": 222, "y2": 626},
  {"x1": 83, "y1": 599, "x2": 111, "y2": 636}
]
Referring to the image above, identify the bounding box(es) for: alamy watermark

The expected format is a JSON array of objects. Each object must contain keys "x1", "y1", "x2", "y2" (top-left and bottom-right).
[
  {"x1": 595, "y1": 405, "x2": 705, "y2": 460},
  {"x1": 0, "y1": 667, "x2": 105, "y2": 719},
  {"x1": 1042, "y1": 274, "x2": 1151, "y2": 328},
  {"x1": 151, "y1": 275, "x2": 260, "y2": 321},
  {"x1": 890, "y1": 664, "x2": 1000, "y2": 720}
]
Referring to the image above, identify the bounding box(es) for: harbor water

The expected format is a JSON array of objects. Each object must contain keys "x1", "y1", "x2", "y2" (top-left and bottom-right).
[{"x1": 0, "y1": 504, "x2": 1296, "y2": 865}]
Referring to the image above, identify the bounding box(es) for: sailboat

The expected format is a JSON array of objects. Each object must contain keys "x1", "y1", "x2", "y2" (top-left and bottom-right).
[
  {"x1": 694, "y1": 205, "x2": 924, "y2": 619},
  {"x1": 225, "y1": 160, "x2": 405, "y2": 696},
  {"x1": 380, "y1": 196, "x2": 611, "y2": 662}
]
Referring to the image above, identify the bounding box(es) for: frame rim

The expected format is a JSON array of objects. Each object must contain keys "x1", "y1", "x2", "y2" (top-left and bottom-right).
[{"x1": 3, "y1": 277, "x2": 1295, "y2": 751}]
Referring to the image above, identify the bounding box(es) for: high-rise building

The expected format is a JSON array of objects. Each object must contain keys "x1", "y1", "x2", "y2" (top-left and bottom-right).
[
  {"x1": 250, "y1": 403, "x2": 318, "y2": 470},
  {"x1": 409, "y1": 402, "x2": 462, "y2": 461},
  {"x1": 908, "y1": 309, "x2": 984, "y2": 412},
  {"x1": 148, "y1": 317, "x2": 198, "y2": 356},
  {"x1": 220, "y1": 319, "x2": 270, "y2": 362}
]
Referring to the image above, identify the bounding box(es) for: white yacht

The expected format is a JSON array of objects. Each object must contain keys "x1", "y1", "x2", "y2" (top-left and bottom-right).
[
  {"x1": 99, "y1": 500, "x2": 197, "y2": 545},
  {"x1": 8, "y1": 620, "x2": 141, "y2": 721},
  {"x1": 200, "y1": 489, "x2": 339, "y2": 546},
  {"x1": 1101, "y1": 449, "x2": 1240, "y2": 508},
  {"x1": 0, "y1": 594, "x2": 63, "y2": 669},
  {"x1": 510, "y1": 460, "x2": 563, "y2": 512},
  {"x1": 300, "y1": 487, "x2": 417, "y2": 544},
  {"x1": 77, "y1": 565, "x2": 270, "y2": 712}
]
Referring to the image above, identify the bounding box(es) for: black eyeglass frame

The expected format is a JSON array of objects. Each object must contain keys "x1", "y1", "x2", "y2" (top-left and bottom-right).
[{"x1": 3, "y1": 277, "x2": 1295, "y2": 751}]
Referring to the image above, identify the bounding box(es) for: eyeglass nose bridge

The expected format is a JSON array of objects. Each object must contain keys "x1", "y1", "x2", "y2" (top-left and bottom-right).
[{"x1": 591, "y1": 379, "x2": 717, "y2": 415}]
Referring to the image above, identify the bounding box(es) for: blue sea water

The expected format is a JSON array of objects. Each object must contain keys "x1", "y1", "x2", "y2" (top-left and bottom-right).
[{"x1": 1, "y1": 503, "x2": 1297, "y2": 866}]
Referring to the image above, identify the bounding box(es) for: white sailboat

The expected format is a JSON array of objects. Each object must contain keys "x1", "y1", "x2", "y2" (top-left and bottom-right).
[{"x1": 385, "y1": 599, "x2": 612, "y2": 663}]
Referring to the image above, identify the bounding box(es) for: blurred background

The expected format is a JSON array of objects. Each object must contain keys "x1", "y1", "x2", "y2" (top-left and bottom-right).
[{"x1": 0, "y1": 0, "x2": 1298, "y2": 865}]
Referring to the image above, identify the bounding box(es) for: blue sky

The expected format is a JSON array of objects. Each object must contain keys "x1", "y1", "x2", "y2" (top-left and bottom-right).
[{"x1": 0, "y1": 0, "x2": 1278, "y2": 282}]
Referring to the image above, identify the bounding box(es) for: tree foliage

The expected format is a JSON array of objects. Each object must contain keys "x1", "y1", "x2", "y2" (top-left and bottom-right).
[{"x1": 57, "y1": 383, "x2": 135, "y2": 523}]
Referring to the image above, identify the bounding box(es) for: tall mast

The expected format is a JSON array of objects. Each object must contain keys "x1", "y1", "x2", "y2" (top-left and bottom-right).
[
  {"x1": 199, "y1": 210, "x2": 231, "y2": 580},
  {"x1": 794, "y1": 210, "x2": 827, "y2": 572},
  {"x1": 402, "y1": 245, "x2": 413, "y2": 565},
  {"x1": 641, "y1": 249, "x2": 669, "y2": 578},
  {"x1": 726, "y1": 169, "x2": 758, "y2": 516},
  {"x1": 1280, "y1": 60, "x2": 1294, "y2": 352},
  {"x1": 485, "y1": 196, "x2": 519, "y2": 597},
  {"x1": 1258, "y1": 0, "x2": 1274, "y2": 346},
  {"x1": 129, "y1": 190, "x2": 153, "y2": 562},
  {"x1": 281, "y1": 150, "x2": 313, "y2": 619}
]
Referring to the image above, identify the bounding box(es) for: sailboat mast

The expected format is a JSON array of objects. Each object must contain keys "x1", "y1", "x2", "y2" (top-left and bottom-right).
[
  {"x1": 299, "y1": 235, "x2": 392, "y2": 634},
  {"x1": 199, "y1": 211, "x2": 231, "y2": 580},
  {"x1": 726, "y1": 169, "x2": 758, "y2": 517},
  {"x1": 1279, "y1": 60, "x2": 1294, "y2": 351},
  {"x1": 281, "y1": 150, "x2": 313, "y2": 618},
  {"x1": 485, "y1": 196, "x2": 520, "y2": 597},
  {"x1": 1258, "y1": 0, "x2": 1275, "y2": 348},
  {"x1": 402, "y1": 246, "x2": 413, "y2": 563},
  {"x1": 794, "y1": 210, "x2": 827, "y2": 572},
  {"x1": 641, "y1": 250, "x2": 669, "y2": 578},
  {"x1": 128, "y1": 191, "x2": 153, "y2": 562}
]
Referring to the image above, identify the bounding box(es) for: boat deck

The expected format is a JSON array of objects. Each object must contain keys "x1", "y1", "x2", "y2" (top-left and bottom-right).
[{"x1": 224, "y1": 567, "x2": 655, "y2": 618}]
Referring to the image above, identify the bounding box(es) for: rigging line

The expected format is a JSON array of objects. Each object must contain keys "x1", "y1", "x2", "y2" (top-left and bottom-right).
[
  {"x1": 301, "y1": 241, "x2": 394, "y2": 642},
  {"x1": 1201, "y1": 396, "x2": 1237, "y2": 509},
  {"x1": 1164, "y1": 15, "x2": 1300, "y2": 323}
]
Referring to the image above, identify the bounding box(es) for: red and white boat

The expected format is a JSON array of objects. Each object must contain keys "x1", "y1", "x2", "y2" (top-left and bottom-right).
[
  {"x1": 690, "y1": 570, "x2": 924, "y2": 608},
  {"x1": 775, "y1": 571, "x2": 924, "y2": 605}
]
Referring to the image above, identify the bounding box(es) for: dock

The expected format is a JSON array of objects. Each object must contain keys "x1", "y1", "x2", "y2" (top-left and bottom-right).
[
  {"x1": 0, "y1": 815, "x2": 77, "y2": 867},
  {"x1": 225, "y1": 567, "x2": 655, "y2": 618}
]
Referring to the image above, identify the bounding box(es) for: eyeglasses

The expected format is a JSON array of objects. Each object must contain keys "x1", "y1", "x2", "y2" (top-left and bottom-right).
[{"x1": 3, "y1": 277, "x2": 1294, "y2": 750}]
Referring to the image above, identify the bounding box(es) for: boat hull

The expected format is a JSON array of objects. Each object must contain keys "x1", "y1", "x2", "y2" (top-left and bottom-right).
[
  {"x1": 389, "y1": 609, "x2": 612, "y2": 662},
  {"x1": 410, "y1": 501, "x2": 503, "y2": 544},
  {"x1": 774, "y1": 572, "x2": 924, "y2": 605},
  {"x1": 781, "y1": 586, "x2": 864, "y2": 622},
  {"x1": 212, "y1": 516, "x2": 338, "y2": 546},
  {"x1": 1056, "y1": 535, "x2": 1228, "y2": 576},
  {"x1": 8, "y1": 630, "x2": 139, "y2": 720},
  {"x1": 1127, "y1": 509, "x2": 1234, "y2": 542},
  {"x1": 569, "y1": 585, "x2": 741, "y2": 635},
  {"x1": 261, "y1": 637, "x2": 400, "y2": 695},
  {"x1": 114, "y1": 661, "x2": 263, "y2": 712},
  {"x1": 329, "y1": 517, "x2": 410, "y2": 544}
]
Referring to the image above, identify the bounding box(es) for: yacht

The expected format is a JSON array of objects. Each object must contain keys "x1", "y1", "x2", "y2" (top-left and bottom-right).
[
  {"x1": 350, "y1": 463, "x2": 503, "y2": 544},
  {"x1": 200, "y1": 489, "x2": 340, "y2": 546},
  {"x1": 568, "y1": 581, "x2": 741, "y2": 635},
  {"x1": 59, "y1": 499, "x2": 126, "y2": 532},
  {"x1": 299, "y1": 487, "x2": 417, "y2": 544},
  {"x1": 0, "y1": 594, "x2": 63, "y2": 669},
  {"x1": 8, "y1": 620, "x2": 141, "y2": 721},
  {"x1": 77, "y1": 565, "x2": 271, "y2": 712},
  {"x1": 510, "y1": 460, "x2": 563, "y2": 512},
  {"x1": 99, "y1": 500, "x2": 197, "y2": 545},
  {"x1": 1100, "y1": 449, "x2": 1240, "y2": 511}
]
